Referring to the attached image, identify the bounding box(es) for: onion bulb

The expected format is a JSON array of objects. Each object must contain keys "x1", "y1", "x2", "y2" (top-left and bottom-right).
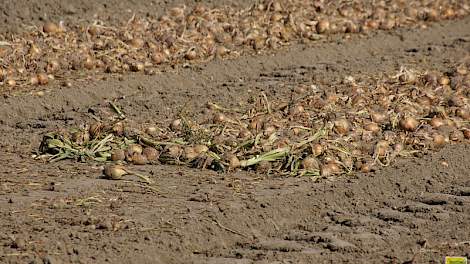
[
  {"x1": 374, "y1": 140, "x2": 389, "y2": 157},
  {"x1": 429, "y1": 117, "x2": 445, "y2": 128},
  {"x1": 320, "y1": 162, "x2": 341, "y2": 176},
  {"x1": 334, "y1": 118, "x2": 350, "y2": 135},
  {"x1": 463, "y1": 129, "x2": 470, "y2": 139},
  {"x1": 43, "y1": 22, "x2": 59, "y2": 33},
  {"x1": 132, "y1": 153, "x2": 148, "y2": 165},
  {"x1": 432, "y1": 133, "x2": 447, "y2": 147},
  {"x1": 143, "y1": 147, "x2": 159, "y2": 161},
  {"x1": 301, "y1": 156, "x2": 320, "y2": 170},
  {"x1": 400, "y1": 117, "x2": 419, "y2": 131},
  {"x1": 111, "y1": 149, "x2": 126, "y2": 161},
  {"x1": 103, "y1": 165, "x2": 128, "y2": 180}
]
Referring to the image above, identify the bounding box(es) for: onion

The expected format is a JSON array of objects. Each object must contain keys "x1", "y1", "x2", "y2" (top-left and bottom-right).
[
  {"x1": 142, "y1": 147, "x2": 159, "y2": 161},
  {"x1": 456, "y1": 108, "x2": 470, "y2": 120},
  {"x1": 132, "y1": 153, "x2": 148, "y2": 165},
  {"x1": 185, "y1": 49, "x2": 198, "y2": 60},
  {"x1": 393, "y1": 143, "x2": 404, "y2": 153},
  {"x1": 360, "y1": 161, "x2": 374, "y2": 173},
  {"x1": 88, "y1": 122, "x2": 102, "y2": 139},
  {"x1": 103, "y1": 165, "x2": 152, "y2": 183},
  {"x1": 103, "y1": 165, "x2": 128, "y2": 180},
  {"x1": 152, "y1": 52, "x2": 166, "y2": 64},
  {"x1": 215, "y1": 46, "x2": 229, "y2": 57},
  {"x1": 7, "y1": 79, "x2": 16, "y2": 87},
  {"x1": 320, "y1": 162, "x2": 341, "y2": 176},
  {"x1": 450, "y1": 130, "x2": 464, "y2": 142},
  {"x1": 399, "y1": 117, "x2": 419, "y2": 131},
  {"x1": 463, "y1": 129, "x2": 470, "y2": 139},
  {"x1": 131, "y1": 38, "x2": 145, "y2": 49},
  {"x1": 429, "y1": 117, "x2": 445, "y2": 128},
  {"x1": 183, "y1": 146, "x2": 198, "y2": 160},
  {"x1": 84, "y1": 57, "x2": 95, "y2": 70},
  {"x1": 87, "y1": 25, "x2": 100, "y2": 36},
  {"x1": 439, "y1": 76, "x2": 450, "y2": 85},
  {"x1": 43, "y1": 22, "x2": 59, "y2": 33},
  {"x1": 312, "y1": 143, "x2": 323, "y2": 156},
  {"x1": 380, "y1": 19, "x2": 395, "y2": 30},
  {"x1": 213, "y1": 113, "x2": 226, "y2": 123},
  {"x1": 37, "y1": 73, "x2": 49, "y2": 85},
  {"x1": 194, "y1": 144, "x2": 209, "y2": 154},
  {"x1": 370, "y1": 111, "x2": 386, "y2": 123},
  {"x1": 316, "y1": 20, "x2": 330, "y2": 34},
  {"x1": 112, "y1": 122, "x2": 124, "y2": 136},
  {"x1": 301, "y1": 156, "x2": 320, "y2": 170},
  {"x1": 293, "y1": 86, "x2": 307, "y2": 94},
  {"x1": 224, "y1": 153, "x2": 240, "y2": 169},
  {"x1": 334, "y1": 118, "x2": 350, "y2": 135},
  {"x1": 375, "y1": 140, "x2": 389, "y2": 157},
  {"x1": 30, "y1": 76, "x2": 39, "y2": 85},
  {"x1": 170, "y1": 119, "x2": 182, "y2": 131},
  {"x1": 364, "y1": 122, "x2": 381, "y2": 133},
  {"x1": 449, "y1": 95, "x2": 466, "y2": 107},
  {"x1": 46, "y1": 60, "x2": 60, "y2": 73},
  {"x1": 166, "y1": 145, "x2": 182, "y2": 159},
  {"x1": 145, "y1": 126, "x2": 158, "y2": 136},
  {"x1": 238, "y1": 129, "x2": 252, "y2": 138},
  {"x1": 111, "y1": 149, "x2": 126, "y2": 161},
  {"x1": 432, "y1": 133, "x2": 447, "y2": 147},
  {"x1": 289, "y1": 105, "x2": 304, "y2": 116},
  {"x1": 256, "y1": 160, "x2": 272, "y2": 173},
  {"x1": 423, "y1": 72, "x2": 438, "y2": 86},
  {"x1": 127, "y1": 144, "x2": 143, "y2": 155}
]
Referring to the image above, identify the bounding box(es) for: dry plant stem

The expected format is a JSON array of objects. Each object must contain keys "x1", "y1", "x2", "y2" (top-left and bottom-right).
[
  {"x1": 212, "y1": 218, "x2": 249, "y2": 238},
  {"x1": 239, "y1": 147, "x2": 290, "y2": 167},
  {"x1": 124, "y1": 169, "x2": 154, "y2": 184},
  {"x1": 109, "y1": 101, "x2": 126, "y2": 119}
]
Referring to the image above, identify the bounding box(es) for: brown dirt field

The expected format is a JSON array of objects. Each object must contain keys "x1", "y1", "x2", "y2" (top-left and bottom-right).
[
  {"x1": 0, "y1": 0, "x2": 253, "y2": 34},
  {"x1": 1, "y1": 1, "x2": 470, "y2": 264}
]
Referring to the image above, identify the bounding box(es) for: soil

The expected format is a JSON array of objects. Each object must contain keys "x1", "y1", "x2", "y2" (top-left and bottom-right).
[
  {"x1": 0, "y1": 0, "x2": 252, "y2": 34},
  {"x1": 1, "y1": 1, "x2": 470, "y2": 264}
]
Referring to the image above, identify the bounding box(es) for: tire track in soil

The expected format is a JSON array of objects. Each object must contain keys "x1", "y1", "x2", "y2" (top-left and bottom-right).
[{"x1": 0, "y1": 13, "x2": 469, "y2": 264}]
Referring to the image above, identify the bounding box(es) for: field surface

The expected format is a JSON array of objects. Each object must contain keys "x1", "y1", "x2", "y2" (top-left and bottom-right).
[{"x1": 0, "y1": 1, "x2": 469, "y2": 263}]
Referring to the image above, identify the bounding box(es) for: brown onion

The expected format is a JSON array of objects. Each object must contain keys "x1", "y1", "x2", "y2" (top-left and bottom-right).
[
  {"x1": 364, "y1": 122, "x2": 381, "y2": 133},
  {"x1": 213, "y1": 113, "x2": 226, "y2": 123},
  {"x1": 320, "y1": 162, "x2": 341, "y2": 176},
  {"x1": 111, "y1": 149, "x2": 126, "y2": 161},
  {"x1": 316, "y1": 20, "x2": 330, "y2": 34},
  {"x1": 301, "y1": 156, "x2": 320, "y2": 170},
  {"x1": 463, "y1": 129, "x2": 470, "y2": 139},
  {"x1": 334, "y1": 118, "x2": 350, "y2": 135},
  {"x1": 400, "y1": 117, "x2": 419, "y2": 131},
  {"x1": 37, "y1": 73, "x2": 49, "y2": 85},
  {"x1": 132, "y1": 153, "x2": 148, "y2": 165},
  {"x1": 143, "y1": 147, "x2": 159, "y2": 161},
  {"x1": 429, "y1": 117, "x2": 445, "y2": 128},
  {"x1": 43, "y1": 22, "x2": 59, "y2": 33},
  {"x1": 433, "y1": 133, "x2": 447, "y2": 147},
  {"x1": 103, "y1": 165, "x2": 128, "y2": 180}
]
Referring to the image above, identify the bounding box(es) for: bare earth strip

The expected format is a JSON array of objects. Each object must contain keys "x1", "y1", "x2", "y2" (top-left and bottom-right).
[{"x1": 0, "y1": 3, "x2": 469, "y2": 264}]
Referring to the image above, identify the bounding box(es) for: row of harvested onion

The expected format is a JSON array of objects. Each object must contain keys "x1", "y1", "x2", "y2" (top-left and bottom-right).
[
  {"x1": 38, "y1": 62, "x2": 470, "y2": 178},
  {"x1": 1, "y1": 0, "x2": 469, "y2": 89}
]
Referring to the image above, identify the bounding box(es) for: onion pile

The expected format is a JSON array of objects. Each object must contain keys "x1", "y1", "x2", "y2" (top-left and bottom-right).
[
  {"x1": 39, "y1": 62, "x2": 470, "y2": 177},
  {"x1": 1, "y1": 0, "x2": 469, "y2": 89}
]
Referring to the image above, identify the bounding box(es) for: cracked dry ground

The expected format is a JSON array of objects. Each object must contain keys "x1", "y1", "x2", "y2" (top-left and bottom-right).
[{"x1": 1, "y1": 1, "x2": 470, "y2": 264}]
